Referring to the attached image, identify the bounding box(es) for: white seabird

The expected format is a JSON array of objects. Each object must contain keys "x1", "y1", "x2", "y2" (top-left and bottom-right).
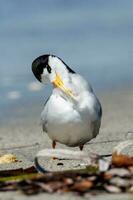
[{"x1": 32, "y1": 54, "x2": 102, "y2": 151}]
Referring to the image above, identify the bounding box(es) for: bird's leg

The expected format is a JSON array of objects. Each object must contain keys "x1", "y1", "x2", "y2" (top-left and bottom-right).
[
  {"x1": 79, "y1": 145, "x2": 84, "y2": 151},
  {"x1": 52, "y1": 141, "x2": 58, "y2": 160},
  {"x1": 52, "y1": 140, "x2": 56, "y2": 149}
]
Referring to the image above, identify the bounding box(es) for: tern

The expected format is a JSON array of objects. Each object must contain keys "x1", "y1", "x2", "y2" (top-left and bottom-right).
[{"x1": 32, "y1": 54, "x2": 102, "y2": 151}]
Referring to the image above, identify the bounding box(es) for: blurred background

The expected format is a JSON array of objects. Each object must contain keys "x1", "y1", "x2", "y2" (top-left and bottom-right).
[{"x1": 0, "y1": 0, "x2": 133, "y2": 122}]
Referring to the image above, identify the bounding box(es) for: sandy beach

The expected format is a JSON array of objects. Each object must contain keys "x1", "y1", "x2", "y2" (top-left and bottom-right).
[{"x1": 0, "y1": 87, "x2": 133, "y2": 199}]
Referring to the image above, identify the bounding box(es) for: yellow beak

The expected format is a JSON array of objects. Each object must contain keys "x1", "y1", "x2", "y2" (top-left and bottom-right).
[{"x1": 52, "y1": 73, "x2": 74, "y2": 98}]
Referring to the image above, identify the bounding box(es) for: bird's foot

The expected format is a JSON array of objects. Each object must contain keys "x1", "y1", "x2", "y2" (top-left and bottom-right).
[
  {"x1": 79, "y1": 145, "x2": 84, "y2": 151},
  {"x1": 52, "y1": 140, "x2": 56, "y2": 149},
  {"x1": 51, "y1": 141, "x2": 58, "y2": 159}
]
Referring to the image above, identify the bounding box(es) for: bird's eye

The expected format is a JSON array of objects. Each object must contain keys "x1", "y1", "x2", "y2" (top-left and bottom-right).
[{"x1": 47, "y1": 65, "x2": 52, "y2": 73}]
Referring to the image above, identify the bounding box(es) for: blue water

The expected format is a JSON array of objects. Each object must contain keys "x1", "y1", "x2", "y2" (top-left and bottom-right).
[{"x1": 0, "y1": 0, "x2": 133, "y2": 110}]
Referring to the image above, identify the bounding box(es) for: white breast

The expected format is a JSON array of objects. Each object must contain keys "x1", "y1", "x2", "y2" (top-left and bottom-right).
[{"x1": 41, "y1": 89, "x2": 100, "y2": 147}]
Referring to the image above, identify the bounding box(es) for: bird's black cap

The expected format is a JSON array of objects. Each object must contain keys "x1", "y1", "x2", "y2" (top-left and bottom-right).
[{"x1": 32, "y1": 54, "x2": 49, "y2": 82}]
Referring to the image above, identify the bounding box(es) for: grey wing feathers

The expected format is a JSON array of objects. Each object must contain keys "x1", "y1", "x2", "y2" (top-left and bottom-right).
[
  {"x1": 41, "y1": 97, "x2": 50, "y2": 133},
  {"x1": 42, "y1": 120, "x2": 48, "y2": 133},
  {"x1": 92, "y1": 119, "x2": 101, "y2": 138},
  {"x1": 92, "y1": 98, "x2": 102, "y2": 138},
  {"x1": 98, "y1": 101, "x2": 102, "y2": 118}
]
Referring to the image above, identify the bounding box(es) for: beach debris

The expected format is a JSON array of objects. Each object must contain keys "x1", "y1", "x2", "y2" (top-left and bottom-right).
[
  {"x1": 106, "y1": 168, "x2": 130, "y2": 177},
  {"x1": 112, "y1": 140, "x2": 133, "y2": 167},
  {"x1": 0, "y1": 165, "x2": 132, "y2": 195},
  {"x1": 0, "y1": 154, "x2": 18, "y2": 164},
  {"x1": 104, "y1": 185, "x2": 122, "y2": 193},
  {"x1": 98, "y1": 157, "x2": 110, "y2": 172},
  {"x1": 0, "y1": 166, "x2": 37, "y2": 177},
  {"x1": 34, "y1": 148, "x2": 109, "y2": 173},
  {"x1": 110, "y1": 177, "x2": 132, "y2": 187},
  {"x1": 0, "y1": 140, "x2": 132, "y2": 195},
  {"x1": 112, "y1": 152, "x2": 133, "y2": 167},
  {"x1": 70, "y1": 179, "x2": 93, "y2": 192}
]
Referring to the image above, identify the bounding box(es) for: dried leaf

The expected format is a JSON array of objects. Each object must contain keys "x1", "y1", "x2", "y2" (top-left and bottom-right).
[
  {"x1": 112, "y1": 152, "x2": 133, "y2": 167},
  {"x1": 71, "y1": 180, "x2": 93, "y2": 192},
  {"x1": 112, "y1": 140, "x2": 133, "y2": 167}
]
